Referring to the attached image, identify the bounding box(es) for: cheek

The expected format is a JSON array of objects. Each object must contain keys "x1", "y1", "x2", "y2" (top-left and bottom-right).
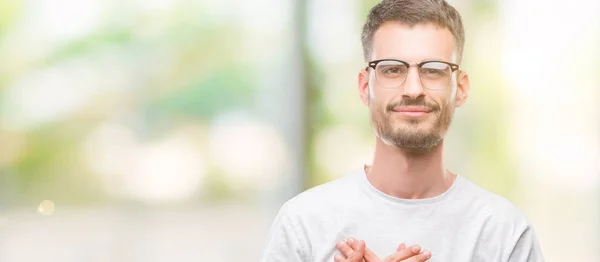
[
  {"x1": 448, "y1": 81, "x2": 460, "y2": 103},
  {"x1": 370, "y1": 100, "x2": 386, "y2": 116},
  {"x1": 439, "y1": 97, "x2": 457, "y2": 119},
  {"x1": 429, "y1": 89, "x2": 455, "y2": 109},
  {"x1": 369, "y1": 88, "x2": 387, "y2": 107},
  {"x1": 369, "y1": 99, "x2": 390, "y2": 120}
]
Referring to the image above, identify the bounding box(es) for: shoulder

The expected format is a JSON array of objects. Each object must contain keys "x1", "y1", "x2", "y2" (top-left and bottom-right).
[
  {"x1": 263, "y1": 170, "x2": 364, "y2": 259},
  {"x1": 458, "y1": 176, "x2": 532, "y2": 233},
  {"x1": 279, "y1": 172, "x2": 361, "y2": 224},
  {"x1": 280, "y1": 170, "x2": 364, "y2": 218},
  {"x1": 456, "y1": 177, "x2": 544, "y2": 260}
]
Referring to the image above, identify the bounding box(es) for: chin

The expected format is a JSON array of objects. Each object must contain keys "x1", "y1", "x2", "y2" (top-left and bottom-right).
[
  {"x1": 394, "y1": 120, "x2": 432, "y2": 131},
  {"x1": 393, "y1": 114, "x2": 433, "y2": 123}
]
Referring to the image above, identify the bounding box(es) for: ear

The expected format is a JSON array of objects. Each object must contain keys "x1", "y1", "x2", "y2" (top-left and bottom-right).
[
  {"x1": 358, "y1": 69, "x2": 370, "y2": 106},
  {"x1": 455, "y1": 70, "x2": 470, "y2": 107}
]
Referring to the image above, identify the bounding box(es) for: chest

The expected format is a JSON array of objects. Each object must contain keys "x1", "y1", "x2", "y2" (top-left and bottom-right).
[{"x1": 306, "y1": 211, "x2": 505, "y2": 262}]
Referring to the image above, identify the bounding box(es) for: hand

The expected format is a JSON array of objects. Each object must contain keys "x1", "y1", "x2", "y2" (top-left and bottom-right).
[
  {"x1": 335, "y1": 238, "x2": 431, "y2": 262},
  {"x1": 334, "y1": 238, "x2": 367, "y2": 262}
]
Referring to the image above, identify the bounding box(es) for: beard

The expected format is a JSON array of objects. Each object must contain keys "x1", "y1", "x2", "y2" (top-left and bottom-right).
[{"x1": 371, "y1": 97, "x2": 453, "y2": 154}]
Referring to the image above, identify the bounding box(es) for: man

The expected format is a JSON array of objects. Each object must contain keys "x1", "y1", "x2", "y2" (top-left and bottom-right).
[{"x1": 260, "y1": 0, "x2": 544, "y2": 261}]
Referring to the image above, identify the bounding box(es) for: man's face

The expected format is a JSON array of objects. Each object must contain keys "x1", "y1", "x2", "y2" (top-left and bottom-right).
[{"x1": 358, "y1": 22, "x2": 469, "y2": 153}]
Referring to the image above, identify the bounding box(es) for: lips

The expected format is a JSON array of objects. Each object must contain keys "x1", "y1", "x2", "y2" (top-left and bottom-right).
[
  {"x1": 392, "y1": 106, "x2": 433, "y2": 113},
  {"x1": 390, "y1": 106, "x2": 433, "y2": 118}
]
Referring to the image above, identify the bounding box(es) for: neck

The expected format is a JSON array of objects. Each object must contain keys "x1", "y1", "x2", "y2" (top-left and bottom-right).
[{"x1": 365, "y1": 138, "x2": 456, "y2": 199}]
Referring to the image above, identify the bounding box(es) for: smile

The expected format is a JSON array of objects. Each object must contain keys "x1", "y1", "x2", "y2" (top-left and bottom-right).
[{"x1": 391, "y1": 106, "x2": 433, "y2": 118}]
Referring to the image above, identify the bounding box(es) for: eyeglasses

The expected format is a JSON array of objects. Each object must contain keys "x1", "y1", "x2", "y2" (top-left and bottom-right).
[{"x1": 365, "y1": 59, "x2": 460, "y2": 90}]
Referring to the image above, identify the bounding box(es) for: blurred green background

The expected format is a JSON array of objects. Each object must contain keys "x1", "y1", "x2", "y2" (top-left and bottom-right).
[{"x1": 0, "y1": 0, "x2": 598, "y2": 261}]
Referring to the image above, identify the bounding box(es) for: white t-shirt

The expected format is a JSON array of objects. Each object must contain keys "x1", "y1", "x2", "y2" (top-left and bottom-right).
[{"x1": 260, "y1": 169, "x2": 544, "y2": 262}]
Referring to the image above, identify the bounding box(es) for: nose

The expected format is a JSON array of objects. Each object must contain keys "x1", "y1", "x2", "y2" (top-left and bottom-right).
[{"x1": 401, "y1": 67, "x2": 425, "y2": 98}]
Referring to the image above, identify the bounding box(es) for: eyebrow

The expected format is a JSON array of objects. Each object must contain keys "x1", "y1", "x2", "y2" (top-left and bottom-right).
[
  {"x1": 372, "y1": 58, "x2": 456, "y2": 64},
  {"x1": 380, "y1": 57, "x2": 452, "y2": 63}
]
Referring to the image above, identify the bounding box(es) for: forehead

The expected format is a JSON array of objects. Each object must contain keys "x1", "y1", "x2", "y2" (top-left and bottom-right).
[{"x1": 371, "y1": 21, "x2": 457, "y2": 63}]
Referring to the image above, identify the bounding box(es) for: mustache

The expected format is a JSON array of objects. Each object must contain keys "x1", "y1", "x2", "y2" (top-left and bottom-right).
[{"x1": 386, "y1": 97, "x2": 440, "y2": 112}]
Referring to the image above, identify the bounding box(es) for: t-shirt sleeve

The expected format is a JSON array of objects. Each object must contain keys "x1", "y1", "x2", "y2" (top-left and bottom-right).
[
  {"x1": 259, "y1": 202, "x2": 309, "y2": 262},
  {"x1": 506, "y1": 225, "x2": 545, "y2": 262}
]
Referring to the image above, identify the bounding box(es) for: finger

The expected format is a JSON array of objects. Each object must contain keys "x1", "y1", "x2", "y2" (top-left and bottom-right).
[
  {"x1": 384, "y1": 245, "x2": 421, "y2": 262},
  {"x1": 403, "y1": 250, "x2": 432, "y2": 262},
  {"x1": 348, "y1": 239, "x2": 364, "y2": 252},
  {"x1": 347, "y1": 240, "x2": 366, "y2": 261},
  {"x1": 334, "y1": 254, "x2": 346, "y2": 262},
  {"x1": 336, "y1": 240, "x2": 355, "y2": 258},
  {"x1": 397, "y1": 243, "x2": 406, "y2": 252}
]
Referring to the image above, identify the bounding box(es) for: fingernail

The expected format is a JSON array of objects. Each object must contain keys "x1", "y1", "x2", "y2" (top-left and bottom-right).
[
  {"x1": 423, "y1": 250, "x2": 431, "y2": 258},
  {"x1": 399, "y1": 243, "x2": 405, "y2": 249},
  {"x1": 335, "y1": 254, "x2": 343, "y2": 260},
  {"x1": 347, "y1": 238, "x2": 355, "y2": 244},
  {"x1": 412, "y1": 245, "x2": 421, "y2": 252}
]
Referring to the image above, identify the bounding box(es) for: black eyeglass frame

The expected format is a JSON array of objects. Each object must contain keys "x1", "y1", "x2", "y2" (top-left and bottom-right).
[{"x1": 365, "y1": 59, "x2": 460, "y2": 89}]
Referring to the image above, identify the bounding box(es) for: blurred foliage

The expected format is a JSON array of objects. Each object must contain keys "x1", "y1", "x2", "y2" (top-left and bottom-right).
[
  {"x1": 41, "y1": 29, "x2": 134, "y2": 66},
  {"x1": 0, "y1": 0, "x2": 20, "y2": 36},
  {"x1": 4, "y1": 121, "x2": 104, "y2": 205},
  {"x1": 0, "y1": 2, "x2": 257, "y2": 205},
  {"x1": 149, "y1": 67, "x2": 255, "y2": 119},
  {"x1": 459, "y1": 0, "x2": 517, "y2": 199}
]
